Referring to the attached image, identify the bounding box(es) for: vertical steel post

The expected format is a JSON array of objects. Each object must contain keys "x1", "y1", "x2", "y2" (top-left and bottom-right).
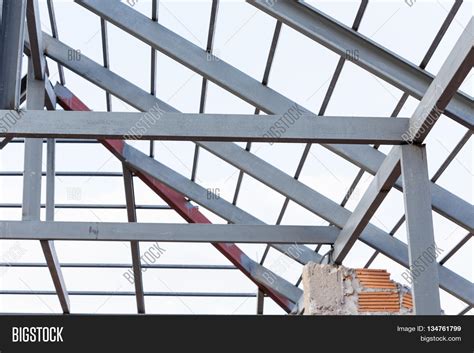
[{"x1": 401, "y1": 144, "x2": 441, "y2": 314}]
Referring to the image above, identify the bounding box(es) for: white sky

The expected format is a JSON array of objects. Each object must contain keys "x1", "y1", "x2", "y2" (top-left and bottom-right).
[{"x1": 0, "y1": 0, "x2": 472, "y2": 315}]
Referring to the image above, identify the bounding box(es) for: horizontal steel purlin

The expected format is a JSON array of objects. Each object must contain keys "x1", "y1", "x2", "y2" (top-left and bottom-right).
[
  {"x1": 55, "y1": 84, "x2": 299, "y2": 313},
  {"x1": 0, "y1": 290, "x2": 257, "y2": 298},
  {"x1": 0, "y1": 109, "x2": 411, "y2": 144},
  {"x1": 0, "y1": 220, "x2": 339, "y2": 244}
]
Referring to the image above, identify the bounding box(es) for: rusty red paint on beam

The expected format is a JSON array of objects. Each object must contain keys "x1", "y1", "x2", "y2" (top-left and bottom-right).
[{"x1": 55, "y1": 85, "x2": 294, "y2": 313}]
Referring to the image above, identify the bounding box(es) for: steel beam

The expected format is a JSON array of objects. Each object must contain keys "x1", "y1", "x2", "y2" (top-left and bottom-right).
[
  {"x1": 0, "y1": 110, "x2": 410, "y2": 144},
  {"x1": 0, "y1": 290, "x2": 257, "y2": 298},
  {"x1": 0, "y1": 0, "x2": 26, "y2": 109},
  {"x1": 407, "y1": 18, "x2": 473, "y2": 143},
  {"x1": 1, "y1": 262, "x2": 238, "y2": 270},
  {"x1": 0, "y1": 221, "x2": 339, "y2": 244},
  {"x1": 332, "y1": 147, "x2": 401, "y2": 263},
  {"x1": 0, "y1": 203, "x2": 171, "y2": 210},
  {"x1": 122, "y1": 165, "x2": 146, "y2": 314},
  {"x1": 26, "y1": 0, "x2": 46, "y2": 79},
  {"x1": 248, "y1": 0, "x2": 474, "y2": 130},
  {"x1": 401, "y1": 145, "x2": 441, "y2": 314}
]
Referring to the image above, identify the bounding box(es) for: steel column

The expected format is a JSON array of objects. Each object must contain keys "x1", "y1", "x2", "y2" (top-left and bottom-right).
[
  {"x1": 401, "y1": 145, "x2": 441, "y2": 314},
  {"x1": 0, "y1": 0, "x2": 26, "y2": 109}
]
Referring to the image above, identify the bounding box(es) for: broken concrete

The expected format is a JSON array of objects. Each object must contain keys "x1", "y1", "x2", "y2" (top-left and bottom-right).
[{"x1": 302, "y1": 262, "x2": 413, "y2": 315}]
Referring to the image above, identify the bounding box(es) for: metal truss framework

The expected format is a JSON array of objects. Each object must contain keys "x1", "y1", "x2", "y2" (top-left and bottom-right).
[{"x1": 0, "y1": 0, "x2": 472, "y2": 315}]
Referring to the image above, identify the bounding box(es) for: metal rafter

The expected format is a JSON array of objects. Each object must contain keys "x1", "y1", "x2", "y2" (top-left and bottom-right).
[{"x1": 46, "y1": 0, "x2": 65, "y2": 84}]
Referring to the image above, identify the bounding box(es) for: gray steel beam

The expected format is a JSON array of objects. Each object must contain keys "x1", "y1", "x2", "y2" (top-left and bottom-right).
[
  {"x1": 0, "y1": 262, "x2": 238, "y2": 270},
  {"x1": 51, "y1": 4, "x2": 474, "y2": 234},
  {"x1": 0, "y1": 290, "x2": 257, "y2": 298},
  {"x1": 0, "y1": 109, "x2": 411, "y2": 144},
  {"x1": 248, "y1": 0, "x2": 474, "y2": 130},
  {"x1": 0, "y1": 221, "x2": 339, "y2": 243},
  {"x1": 332, "y1": 147, "x2": 401, "y2": 263},
  {"x1": 37, "y1": 35, "x2": 472, "y2": 304},
  {"x1": 26, "y1": 0, "x2": 45, "y2": 79},
  {"x1": 122, "y1": 165, "x2": 146, "y2": 314},
  {"x1": 0, "y1": 203, "x2": 171, "y2": 210},
  {"x1": 401, "y1": 144, "x2": 441, "y2": 314},
  {"x1": 407, "y1": 18, "x2": 473, "y2": 143},
  {"x1": 0, "y1": 0, "x2": 26, "y2": 109}
]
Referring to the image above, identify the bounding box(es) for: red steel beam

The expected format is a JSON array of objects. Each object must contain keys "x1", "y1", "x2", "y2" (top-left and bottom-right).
[{"x1": 55, "y1": 85, "x2": 294, "y2": 312}]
